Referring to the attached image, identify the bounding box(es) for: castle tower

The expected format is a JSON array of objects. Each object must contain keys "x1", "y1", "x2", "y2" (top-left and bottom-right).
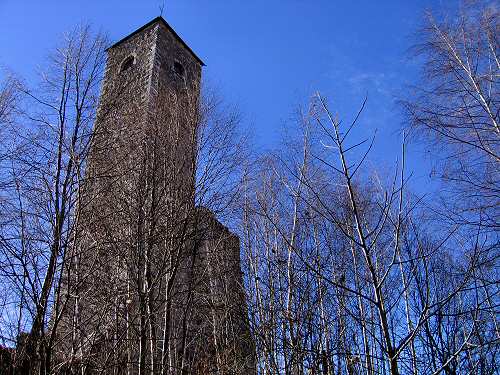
[
  {"x1": 55, "y1": 17, "x2": 254, "y2": 374},
  {"x1": 91, "y1": 16, "x2": 203, "y2": 205}
]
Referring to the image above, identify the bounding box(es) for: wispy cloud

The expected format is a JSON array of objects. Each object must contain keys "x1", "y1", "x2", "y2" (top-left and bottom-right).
[{"x1": 347, "y1": 72, "x2": 394, "y2": 97}]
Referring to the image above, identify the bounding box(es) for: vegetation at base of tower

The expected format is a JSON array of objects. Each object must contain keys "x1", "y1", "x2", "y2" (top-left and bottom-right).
[{"x1": 0, "y1": 1, "x2": 498, "y2": 375}]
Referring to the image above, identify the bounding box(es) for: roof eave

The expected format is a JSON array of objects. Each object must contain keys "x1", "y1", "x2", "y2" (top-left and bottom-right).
[{"x1": 107, "y1": 16, "x2": 206, "y2": 67}]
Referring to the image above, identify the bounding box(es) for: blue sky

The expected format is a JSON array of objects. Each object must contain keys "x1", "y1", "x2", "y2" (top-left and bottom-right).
[{"x1": 0, "y1": 0, "x2": 451, "y2": 194}]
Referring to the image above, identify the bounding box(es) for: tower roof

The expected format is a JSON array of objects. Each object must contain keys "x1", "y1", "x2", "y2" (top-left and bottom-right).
[{"x1": 108, "y1": 16, "x2": 205, "y2": 66}]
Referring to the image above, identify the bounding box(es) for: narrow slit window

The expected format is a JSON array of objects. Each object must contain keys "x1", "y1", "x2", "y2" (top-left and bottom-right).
[{"x1": 121, "y1": 56, "x2": 135, "y2": 72}]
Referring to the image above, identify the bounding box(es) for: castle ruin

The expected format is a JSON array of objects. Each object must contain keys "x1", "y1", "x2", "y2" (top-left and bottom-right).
[{"x1": 54, "y1": 17, "x2": 254, "y2": 374}]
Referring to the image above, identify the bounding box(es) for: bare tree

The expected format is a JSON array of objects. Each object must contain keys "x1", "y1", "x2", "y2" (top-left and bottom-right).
[
  {"x1": 402, "y1": 1, "x2": 499, "y2": 231},
  {"x1": 0, "y1": 25, "x2": 108, "y2": 373},
  {"x1": 400, "y1": 4, "x2": 499, "y2": 372},
  {"x1": 241, "y1": 93, "x2": 498, "y2": 374},
  {"x1": 0, "y1": 75, "x2": 17, "y2": 126}
]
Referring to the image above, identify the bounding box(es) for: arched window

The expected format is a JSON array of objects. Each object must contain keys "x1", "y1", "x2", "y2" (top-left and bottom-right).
[
  {"x1": 120, "y1": 55, "x2": 135, "y2": 72},
  {"x1": 173, "y1": 61, "x2": 185, "y2": 78}
]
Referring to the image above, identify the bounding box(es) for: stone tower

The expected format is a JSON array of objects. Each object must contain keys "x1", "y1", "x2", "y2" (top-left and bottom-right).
[{"x1": 55, "y1": 17, "x2": 254, "y2": 374}]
